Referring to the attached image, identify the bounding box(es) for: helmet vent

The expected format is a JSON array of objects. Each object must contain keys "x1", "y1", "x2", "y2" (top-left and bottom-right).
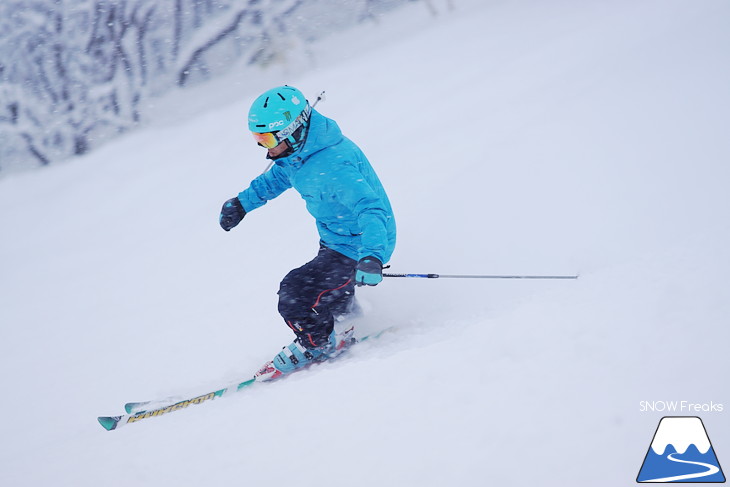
[
  {"x1": 263, "y1": 97, "x2": 269, "y2": 108},
  {"x1": 277, "y1": 92, "x2": 286, "y2": 101}
]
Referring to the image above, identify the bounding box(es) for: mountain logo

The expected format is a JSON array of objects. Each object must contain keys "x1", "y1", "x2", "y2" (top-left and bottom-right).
[{"x1": 637, "y1": 416, "x2": 725, "y2": 483}]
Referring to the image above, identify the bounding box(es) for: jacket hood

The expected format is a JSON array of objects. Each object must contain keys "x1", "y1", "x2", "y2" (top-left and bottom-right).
[{"x1": 273, "y1": 109, "x2": 343, "y2": 169}]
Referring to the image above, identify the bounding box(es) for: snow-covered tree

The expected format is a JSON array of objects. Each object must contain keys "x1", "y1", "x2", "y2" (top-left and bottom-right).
[{"x1": 0, "y1": 0, "x2": 417, "y2": 172}]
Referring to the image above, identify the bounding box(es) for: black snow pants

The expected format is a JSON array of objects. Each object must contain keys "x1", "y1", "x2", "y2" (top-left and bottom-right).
[{"x1": 277, "y1": 245, "x2": 357, "y2": 348}]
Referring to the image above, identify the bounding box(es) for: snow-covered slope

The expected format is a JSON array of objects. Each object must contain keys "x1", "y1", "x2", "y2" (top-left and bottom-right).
[{"x1": 2, "y1": 1, "x2": 729, "y2": 485}]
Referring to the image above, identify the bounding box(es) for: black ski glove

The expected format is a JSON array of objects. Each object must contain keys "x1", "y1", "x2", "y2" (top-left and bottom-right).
[
  {"x1": 355, "y1": 256, "x2": 383, "y2": 286},
  {"x1": 219, "y1": 197, "x2": 246, "y2": 231}
]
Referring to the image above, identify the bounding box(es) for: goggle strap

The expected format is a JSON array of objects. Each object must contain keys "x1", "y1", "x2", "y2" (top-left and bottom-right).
[{"x1": 277, "y1": 104, "x2": 311, "y2": 141}]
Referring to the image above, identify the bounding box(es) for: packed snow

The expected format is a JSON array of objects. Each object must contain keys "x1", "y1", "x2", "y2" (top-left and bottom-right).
[{"x1": 1, "y1": 0, "x2": 729, "y2": 485}]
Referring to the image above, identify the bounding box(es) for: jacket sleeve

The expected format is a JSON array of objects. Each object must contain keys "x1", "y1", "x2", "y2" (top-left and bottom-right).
[
  {"x1": 330, "y1": 163, "x2": 390, "y2": 263},
  {"x1": 237, "y1": 164, "x2": 292, "y2": 213}
]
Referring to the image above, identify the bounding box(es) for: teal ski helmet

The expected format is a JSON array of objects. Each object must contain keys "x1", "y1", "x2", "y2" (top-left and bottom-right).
[{"x1": 248, "y1": 85, "x2": 311, "y2": 151}]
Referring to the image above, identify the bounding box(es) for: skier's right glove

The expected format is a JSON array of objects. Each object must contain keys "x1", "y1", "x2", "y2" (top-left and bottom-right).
[{"x1": 219, "y1": 197, "x2": 246, "y2": 231}]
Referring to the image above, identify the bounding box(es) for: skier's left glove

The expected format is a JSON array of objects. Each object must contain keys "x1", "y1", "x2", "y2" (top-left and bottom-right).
[
  {"x1": 355, "y1": 257, "x2": 383, "y2": 286},
  {"x1": 219, "y1": 197, "x2": 246, "y2": 231}
]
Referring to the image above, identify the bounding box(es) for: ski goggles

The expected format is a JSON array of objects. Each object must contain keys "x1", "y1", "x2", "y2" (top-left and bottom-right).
[{"x1": 251, "y1": 131, "x2": 281, "y2": 149}]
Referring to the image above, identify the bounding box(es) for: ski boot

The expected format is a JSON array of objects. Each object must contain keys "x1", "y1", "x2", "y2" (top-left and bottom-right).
[{"x1": 254, "y1": 327, "x2": 355, "y2": 382}]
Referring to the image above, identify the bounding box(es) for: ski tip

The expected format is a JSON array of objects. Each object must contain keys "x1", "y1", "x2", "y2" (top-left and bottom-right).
[
  {"x1": 98, "y1": 416, "x2": 120, "y2": 431},
  {"x1": 124, "y1": 402, "x2": 146, "y2": 414}
]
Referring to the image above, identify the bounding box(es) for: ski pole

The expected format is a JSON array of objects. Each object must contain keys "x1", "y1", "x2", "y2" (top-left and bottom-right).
[
  {"x1": 383, "y1": 273, "x2": 579, "y2": 280},
  {"x1": 311, "y1": 90, "x2": 326, "y2": 108}
]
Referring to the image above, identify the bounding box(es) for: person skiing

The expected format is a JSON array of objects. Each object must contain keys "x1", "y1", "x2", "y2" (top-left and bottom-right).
[{"x1": 219, "y1": 85, "x2": 396, "y2": 380}]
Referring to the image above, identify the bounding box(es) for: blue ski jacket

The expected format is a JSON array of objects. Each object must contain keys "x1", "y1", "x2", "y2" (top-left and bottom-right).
[{"x1": 237, "y1": 109, "x2": 396, "y2": 264}]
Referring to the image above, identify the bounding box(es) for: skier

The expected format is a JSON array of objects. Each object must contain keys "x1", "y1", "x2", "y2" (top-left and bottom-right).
[{"x1": 219, "y1": 85, "x2": 396, "y2": 379}]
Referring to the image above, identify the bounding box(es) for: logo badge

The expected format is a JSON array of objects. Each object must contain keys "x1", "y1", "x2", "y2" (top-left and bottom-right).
[{"x1": 637, "y1": 416, "x2": 725, "y2": 483}]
